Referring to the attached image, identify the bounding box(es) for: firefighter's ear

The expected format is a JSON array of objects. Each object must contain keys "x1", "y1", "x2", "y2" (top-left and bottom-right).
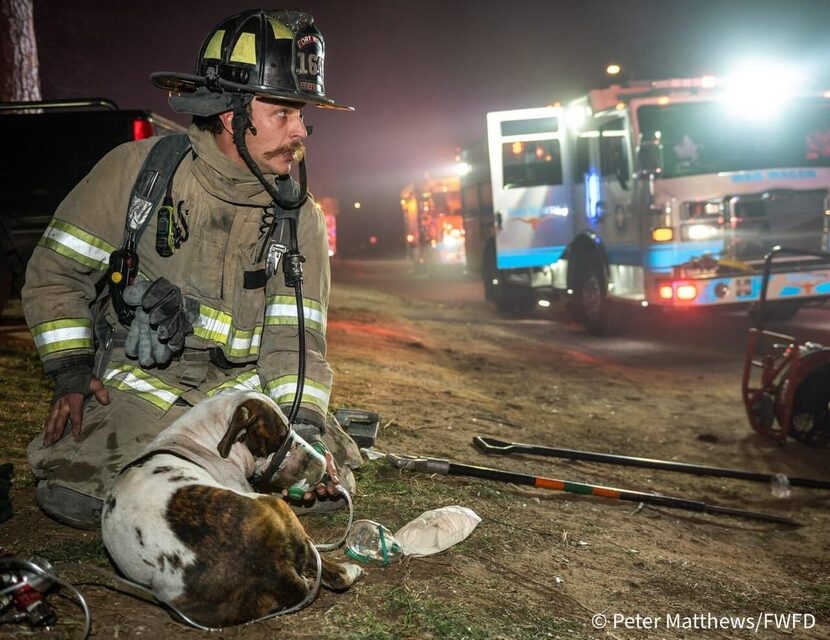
[{"x1": 218, "y1": 110, "x2": 234, "y2": 135}]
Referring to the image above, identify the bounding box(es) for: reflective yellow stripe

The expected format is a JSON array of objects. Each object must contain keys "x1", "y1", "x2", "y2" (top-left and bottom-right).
[
  {"x1": 206, "y1": 370, "x2": 263, "y2": 397},
  {"x1": 230, "y1": 32, "x2": 257, "y2": 64},
  {"x1": 38, "y1": 219, "x2": 115, "y2": 271},
  {"x1": 193, "y1": 305, "x2": 234, "y2": 343},
  {"x1": 265, "y1": 295, "x2": 327, "y2": 334},
  {"x1": 102, "y1": 364, "x2": 183, "y2": 411},
  {"x1": 193, "y1": 296, "x2": 326, "y2": 359},
  {"x1": 31, "y1": 318, "x2": 93, "y2": 357},
  {"x1": 264, "y1": 375, "x2": 330, "y2": 413},
  {"x1": 193, "y1": 304, "x2": 263, "y2": 358},
  {"x1": 267, "y1": 17, "x2": 294, "y2": 40},
  {"x1": 203, "y1": 29, "x2": 225, "y2": 59},
  {"x1": 228, "y1": 326, "x2": 263, "y2": 358}
]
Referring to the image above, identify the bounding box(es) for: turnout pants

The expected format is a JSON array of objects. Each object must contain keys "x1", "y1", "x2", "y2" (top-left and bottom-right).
[{"x1": 27, "y1": 358, "x2": 361, "y2": 529}]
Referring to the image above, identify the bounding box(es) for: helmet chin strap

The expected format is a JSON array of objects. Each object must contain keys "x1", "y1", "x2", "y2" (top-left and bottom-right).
[{"x1": 230, "y1": 95, "x2": 308, "y2": 211}]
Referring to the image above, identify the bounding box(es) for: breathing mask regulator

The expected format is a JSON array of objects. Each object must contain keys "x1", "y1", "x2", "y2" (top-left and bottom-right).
[{"x1": 252, "y1": 426, "x2": 329, "y2": 498}]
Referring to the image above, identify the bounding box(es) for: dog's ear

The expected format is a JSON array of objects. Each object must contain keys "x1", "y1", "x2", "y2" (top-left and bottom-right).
[{"x1": 217, "y1": 398, "x2": 291, "y2": 459}]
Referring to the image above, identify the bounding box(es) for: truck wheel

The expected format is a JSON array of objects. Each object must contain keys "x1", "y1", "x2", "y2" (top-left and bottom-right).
[
  {"x1": 575, "y1": 260, "x2": 627, "y2": 335},
  {"x1": 482, "y1": 242, "x2": 535, "y2": 315},
  {"x1": 489, "y1": 273, "x2": 534, "y2": 314}
]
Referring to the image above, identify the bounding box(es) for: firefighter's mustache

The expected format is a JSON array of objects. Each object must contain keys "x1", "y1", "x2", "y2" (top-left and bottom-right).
[{"x1": 264, "y1": 143, "x2": 305, "y2": 162}]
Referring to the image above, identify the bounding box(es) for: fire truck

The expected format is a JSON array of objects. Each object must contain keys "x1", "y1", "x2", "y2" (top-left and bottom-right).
[
  {"x1": 464, "y1": 75, "x2": 830, "y2": 333},
  {"x1": 401, "y1": 174, "x2": 466, "y2": 268},
  {"x1": 315, "y1": 196, "x2": 338, "y2": 257}
]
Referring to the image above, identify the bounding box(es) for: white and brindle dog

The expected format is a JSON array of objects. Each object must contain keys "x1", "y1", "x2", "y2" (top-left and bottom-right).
[{"x1": 101, "y1": 390, "x2": 361, "y2": 628}]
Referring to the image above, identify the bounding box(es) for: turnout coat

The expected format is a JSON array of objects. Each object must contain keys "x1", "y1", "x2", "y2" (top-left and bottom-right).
[{"x1": 23, "y1": 124, "x2": 333, "y2": 500}]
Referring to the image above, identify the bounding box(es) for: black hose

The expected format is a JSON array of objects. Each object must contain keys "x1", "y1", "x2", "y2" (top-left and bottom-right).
[
  {"x1": 229, "y1": 96, "x2": 308, "y2": 423},
  {"x1": 288, "y1": 280, "x2": 306, "y2": 424}
]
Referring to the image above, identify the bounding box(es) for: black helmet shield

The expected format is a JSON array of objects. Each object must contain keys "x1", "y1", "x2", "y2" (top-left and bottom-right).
[{"x1": 152, "y1": 9, "x2": 352, "y2": 115}]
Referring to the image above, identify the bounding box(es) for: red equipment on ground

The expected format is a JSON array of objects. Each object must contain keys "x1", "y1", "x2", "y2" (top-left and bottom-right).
[{"x1": 742, "y1": 246, "x2": 830, "y2": 446}]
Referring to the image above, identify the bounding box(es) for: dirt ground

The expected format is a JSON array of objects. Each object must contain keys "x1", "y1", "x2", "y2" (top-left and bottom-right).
[{"x1": 0, "y1": 262, "x2": 828, "y2": 639}]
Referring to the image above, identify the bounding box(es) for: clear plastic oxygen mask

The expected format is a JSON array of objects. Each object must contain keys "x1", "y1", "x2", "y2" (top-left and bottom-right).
[{"x1": 254, "y1": 430, "x2": 328, "y2": 498}]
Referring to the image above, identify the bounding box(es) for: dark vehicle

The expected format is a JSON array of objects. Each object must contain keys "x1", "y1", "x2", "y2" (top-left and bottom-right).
[{"x1": 0, "y1": 98, "x2": 184, "y2": 312}]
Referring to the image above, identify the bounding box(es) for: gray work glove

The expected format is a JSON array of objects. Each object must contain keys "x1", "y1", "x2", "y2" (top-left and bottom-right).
[
  {"x1": 136, "y1": 277, "x2": 200, "y2": 351},
  {"x1": 123, "y1": 282, "x2": 173, "y2": 366}
]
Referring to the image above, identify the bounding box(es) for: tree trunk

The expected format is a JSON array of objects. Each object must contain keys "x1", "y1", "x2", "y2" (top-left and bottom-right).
[{"x1": 0, "y1": 0, "x2": 41, "y2": 102}]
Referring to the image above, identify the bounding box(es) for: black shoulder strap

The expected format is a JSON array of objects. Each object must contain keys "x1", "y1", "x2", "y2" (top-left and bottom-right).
[
  {"x1": 106, "y1": 133, "x2": 191, "y2": 326},
  {"x1": 124, "y1": 133, "x2": 191, "y2": 245}
]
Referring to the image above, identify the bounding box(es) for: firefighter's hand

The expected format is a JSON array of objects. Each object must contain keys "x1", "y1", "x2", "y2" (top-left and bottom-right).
[
  {"x1": 44, "y1": 378, "x2": 109, "y2": 445},
  {"x1": 281, "y1": 452, "x2": 342, "y2": 502}
]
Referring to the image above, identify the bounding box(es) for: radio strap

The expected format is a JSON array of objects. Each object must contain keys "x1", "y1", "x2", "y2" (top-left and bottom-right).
[{"x1": 107, "y1": 134, "x2": 192, "y2": 324}]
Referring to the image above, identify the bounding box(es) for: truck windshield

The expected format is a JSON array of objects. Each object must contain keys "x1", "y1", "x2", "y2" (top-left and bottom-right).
[{"x1": 637, "y1": 99, "x2": 830, "y2": 178}]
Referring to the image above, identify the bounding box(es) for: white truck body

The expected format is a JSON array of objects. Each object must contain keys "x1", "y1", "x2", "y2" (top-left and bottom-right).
[{"x1": 483, "y1": 77, "x2": 830, "y2": 329}]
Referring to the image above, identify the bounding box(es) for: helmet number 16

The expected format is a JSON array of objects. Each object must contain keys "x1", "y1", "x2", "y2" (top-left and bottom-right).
[{"x1": 297, "y1": 52, "x2": 322, "y2": 76}]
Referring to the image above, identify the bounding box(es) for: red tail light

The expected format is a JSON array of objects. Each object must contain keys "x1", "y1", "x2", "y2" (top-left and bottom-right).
[
  {"x1": 676, "y1": 284, "x2": 698, "y2": 300},
  {"x1": 132, "y1": 118, "x2": 154, "y2": 140}
]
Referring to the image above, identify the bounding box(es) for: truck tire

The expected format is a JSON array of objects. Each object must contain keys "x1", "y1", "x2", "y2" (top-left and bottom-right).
[
  {"x1": 482, "y1": 241, "x2": 536, "y2": 315},
  {"x1": 574, "y1": 259, "x2": 627, "y2": 335}
]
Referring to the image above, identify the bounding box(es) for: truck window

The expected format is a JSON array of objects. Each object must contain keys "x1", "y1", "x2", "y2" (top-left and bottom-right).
[
  {"x1": 599, "y1": 120, "x2": 628, "y2": 178},
  {"x1": 501, "y1": 139, "x2": 563, "y2": 188}
]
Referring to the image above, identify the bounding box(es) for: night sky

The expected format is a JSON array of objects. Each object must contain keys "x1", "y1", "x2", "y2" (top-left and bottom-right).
[{"x1": 32, "y1": 0, "x2": 830, "y2": 254}]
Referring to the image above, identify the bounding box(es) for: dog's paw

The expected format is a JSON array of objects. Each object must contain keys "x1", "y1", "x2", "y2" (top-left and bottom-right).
[
  {"x1": 342, "y1": 562, "x2": 364, "y2": 587},
  {"x1": 321, "y1": 558, "x2": 364, "y2": 591}
]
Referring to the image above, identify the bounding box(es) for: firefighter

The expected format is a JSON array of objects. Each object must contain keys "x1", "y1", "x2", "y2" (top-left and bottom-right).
[{"x1": 22, "y1": 9, "x2": 360, "y2": 529}]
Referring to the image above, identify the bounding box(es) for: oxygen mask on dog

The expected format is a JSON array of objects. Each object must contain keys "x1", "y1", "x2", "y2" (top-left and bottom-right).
[{"x1": 253, "y1": 430, "x2": 328, "y2": 497}]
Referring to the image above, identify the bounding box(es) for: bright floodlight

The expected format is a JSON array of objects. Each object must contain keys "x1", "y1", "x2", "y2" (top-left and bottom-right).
[
  {"x1": 455, "y1": 161, "x2": 472, "y2": 176},
  {"x1": 606, "y1": 64, "x2": 622, "y2": 76},
  {"x1": 566, "y1": 103, "x2": 590, "y2": 128},
  {"x1": 723, "y1": 60, "x2": 805, "y2": 120}
]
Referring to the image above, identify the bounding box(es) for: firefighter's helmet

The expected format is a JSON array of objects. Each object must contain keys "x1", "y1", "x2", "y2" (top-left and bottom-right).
[{"x1": 151, "y1": 9, "x2": 352, "y2": 115}]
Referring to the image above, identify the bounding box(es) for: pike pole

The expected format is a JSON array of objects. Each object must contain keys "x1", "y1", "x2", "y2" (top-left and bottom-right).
[
  {"x1": 473, "y1": 436, "x2": 830, "y2": 490},
  {"x1": 385, "y1": 453, "x2": 799, "y2": 527}
]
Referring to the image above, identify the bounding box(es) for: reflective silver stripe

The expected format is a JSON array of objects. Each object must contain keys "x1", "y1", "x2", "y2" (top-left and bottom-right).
[
  {"x1": 38, "y1": 220, "x2": 114, "y2": 270},
  {"x1": 195, "y1": 309, "x2": 232, "y2": 343},
  {"x1": 206, "y1": 370, "x2": 263, "y2": 397},
  {"x1": 33, "y1": 326, "x2": 90, "y2": 347},
  {"x1": 265, "y1": 295, "x2": 326, "y2": 334},
  {"x1": 30, "y1": 318, "x2": 93, "y2": 357},
  {"x1": 228, "y1": 328, "x2": 262, "y2": 356},
  {"x1": 103, "y1": 365, "x2": 183, "y2": 410},
  {"x1": 193, "y1": 304, "x2": 263, "y2": 358},
  {"x1": 265, "y1": 375, "x2": 330, "y2": 412}
]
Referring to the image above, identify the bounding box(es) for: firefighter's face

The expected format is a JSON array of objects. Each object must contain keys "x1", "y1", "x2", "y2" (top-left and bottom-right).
[{"x1": 222, "y1": 97, "x2": 308, "y2": 176}]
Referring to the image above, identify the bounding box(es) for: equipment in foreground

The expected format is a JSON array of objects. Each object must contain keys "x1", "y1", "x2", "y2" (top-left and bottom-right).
[
  {"x1": 333, "y1": 408, "x2": 381, "y2": 448},
  {"x1": 385, "y1": 453, "x2": 799, "y2": 527},
  {"x1": 473, "y1": 436, "x2": 830, "y2": 490},
  {"x1": 0, "y1": 555, "x2": 90, "y2": 638},
  {"x1": 743, "y1": 246, "x2": 830, "y2": 447}
]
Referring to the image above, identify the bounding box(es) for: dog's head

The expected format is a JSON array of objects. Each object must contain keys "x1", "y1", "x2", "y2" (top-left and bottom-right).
[{"x1": 216, "y1": 397, "x2": 291, "y2": 460}]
